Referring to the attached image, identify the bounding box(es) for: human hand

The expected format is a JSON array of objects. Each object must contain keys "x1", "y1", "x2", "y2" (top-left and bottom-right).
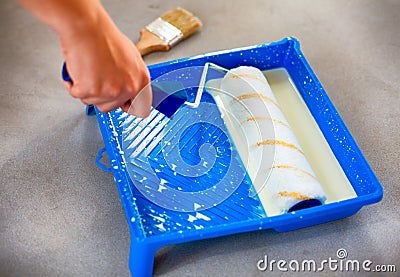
[
  {"x1": 19, "y1": 0, "x2": 152, "y2": 117},
  {"x1": 60, "y1": 10, "x2": 151, "y2": 116}
]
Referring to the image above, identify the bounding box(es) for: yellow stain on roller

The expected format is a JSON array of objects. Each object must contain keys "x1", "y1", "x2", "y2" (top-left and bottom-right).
[
  {"x1": 241, "y1": 116, "x2": 290, "y2": 129},
  {"x1": 254, "y1": 139, "x2": 305, "y2": 155},
  {"x1": 272, "y1": 165, "x2": 316, "y2": 180},
  {"x1": 229, "y1": 93, "x2": 280, "y2": 108},
  {"x1": 228, "y1": 73, "x2": 268, "y2": 84},
  {"x1": 278, "y1": 191, "x2": 312, "y2": 201}
]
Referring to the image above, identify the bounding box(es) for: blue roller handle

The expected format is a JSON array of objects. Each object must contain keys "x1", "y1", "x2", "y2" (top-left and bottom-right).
[{"x1": 62, "y1": 62, "x2": 73, "y2": 83}]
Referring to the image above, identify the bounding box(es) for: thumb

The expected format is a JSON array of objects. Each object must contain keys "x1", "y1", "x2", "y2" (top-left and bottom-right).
[{"x1": 127, "y1": 83, "x2": 152, "y2": 118}]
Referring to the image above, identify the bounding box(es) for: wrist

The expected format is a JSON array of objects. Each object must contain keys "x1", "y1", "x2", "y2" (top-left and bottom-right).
[{"x1": 56, "y1": 4, "x2": 111, "y2": 43}]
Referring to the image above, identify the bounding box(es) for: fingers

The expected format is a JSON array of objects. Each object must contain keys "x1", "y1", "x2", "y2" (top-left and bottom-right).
[
  {"x1": 78, "y1": 93, "x2": 148, "y2": 115},
  {"x1": 80, "y1": 93, "x2": 127, "y2": 113},
  {"x1": 120, "y1": 99, "x2": 132, "y2": 113},
  {"x1": 95, "y1": 100, "x2": 123, "y2": 113},
  {"x1": 69, "y1": 82, "x2": 152, "y2": 117},
  {"x1": 95, "y1": 87, "x2": 152, "y2": 116},
  {"x1": 67, "y1": 83, "x2": 124, "y2": 113}
]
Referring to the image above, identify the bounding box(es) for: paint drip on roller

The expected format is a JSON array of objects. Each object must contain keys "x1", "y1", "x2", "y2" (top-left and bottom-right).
[{"x1": 217, "y1": 66, "x2": 327, "y2": 215}]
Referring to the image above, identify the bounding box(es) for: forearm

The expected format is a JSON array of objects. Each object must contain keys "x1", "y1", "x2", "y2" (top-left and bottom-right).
[{"x1": 18, "y1": 0, "x2": 110, "y2": 40}]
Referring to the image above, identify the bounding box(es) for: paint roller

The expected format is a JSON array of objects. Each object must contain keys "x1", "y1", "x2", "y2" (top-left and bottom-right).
[{"x1": 214, "y1": 65, "x2": 327, "y2": 215}]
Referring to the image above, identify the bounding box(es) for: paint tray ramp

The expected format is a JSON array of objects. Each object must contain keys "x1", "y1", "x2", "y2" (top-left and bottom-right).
[{"x1": 93, "y1": 37, "x2": 383, "y2": 277}]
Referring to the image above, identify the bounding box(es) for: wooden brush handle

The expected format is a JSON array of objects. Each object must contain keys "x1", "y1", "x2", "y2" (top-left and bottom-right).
[{"x1": 136, "y1": 29, "x2": 171, "y2": 56}]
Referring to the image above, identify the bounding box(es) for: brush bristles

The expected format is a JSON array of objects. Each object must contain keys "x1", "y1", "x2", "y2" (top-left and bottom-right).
[{"x1": 160, "y1": 7, "x2": 202, "y2": 38}]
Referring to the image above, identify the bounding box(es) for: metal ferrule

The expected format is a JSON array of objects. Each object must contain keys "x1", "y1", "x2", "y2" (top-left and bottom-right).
[{"x1": 146, "y1": 18, "x2": 183, "y2": 46}]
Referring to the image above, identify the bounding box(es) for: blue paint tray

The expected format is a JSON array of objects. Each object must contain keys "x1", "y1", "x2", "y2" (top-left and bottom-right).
[{"x1": 93, "y1": 37, "x2": 383, "y2": 276}]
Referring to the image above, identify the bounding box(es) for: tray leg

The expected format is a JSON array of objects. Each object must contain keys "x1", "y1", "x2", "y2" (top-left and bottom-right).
[{"x1": 129, "y1": 242, "x2": 157, "y2": 277}]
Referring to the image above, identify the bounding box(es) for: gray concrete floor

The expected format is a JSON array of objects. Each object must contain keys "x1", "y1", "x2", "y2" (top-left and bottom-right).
[{"x1": 1, "y1": 0, "x2": 399, "y2": 276}]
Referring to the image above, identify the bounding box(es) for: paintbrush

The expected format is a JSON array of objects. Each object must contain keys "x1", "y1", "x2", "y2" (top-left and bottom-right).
[{"x1": 136, "y1": 7, "x2": 202, "y2": 56}]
